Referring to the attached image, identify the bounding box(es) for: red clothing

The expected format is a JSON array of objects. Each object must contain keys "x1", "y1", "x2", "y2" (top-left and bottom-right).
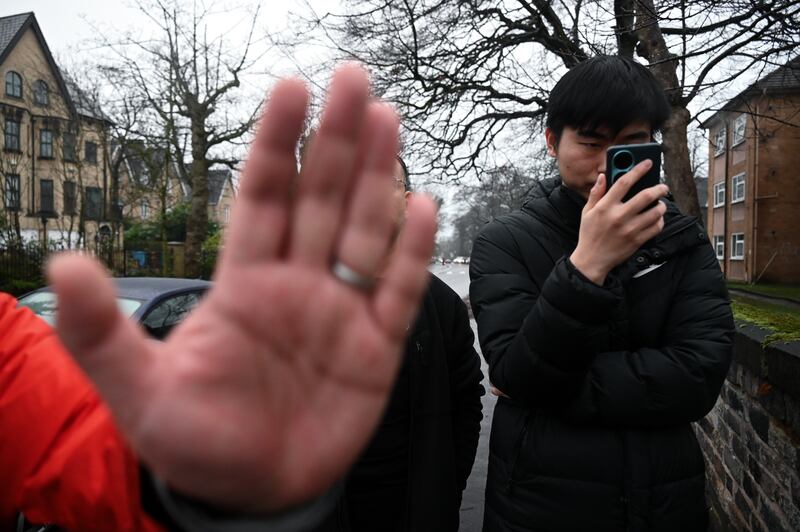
[{"x1": 0, "y1": 293, "x2": 162, "y2": 531}]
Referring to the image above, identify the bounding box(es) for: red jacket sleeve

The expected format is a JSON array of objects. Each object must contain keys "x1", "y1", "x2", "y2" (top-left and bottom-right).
[{"x1": 0, "y1": 293, "x2": 163, "y2": 531}]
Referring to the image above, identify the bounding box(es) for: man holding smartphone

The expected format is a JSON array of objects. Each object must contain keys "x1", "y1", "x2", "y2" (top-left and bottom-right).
[{"x1": 469, "y1": 55, "x2": 734, "y2": 531}]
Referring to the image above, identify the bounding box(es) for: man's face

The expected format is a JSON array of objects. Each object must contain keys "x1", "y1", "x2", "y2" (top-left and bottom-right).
[
  {"x1": 392, "y1": 160, "x2": 411, "y2": 226},
  {"x1": 545, "y1": 121, "x2": 652, "y2": 199}
]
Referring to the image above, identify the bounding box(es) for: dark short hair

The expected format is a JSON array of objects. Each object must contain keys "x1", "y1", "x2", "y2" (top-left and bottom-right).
[
  {"x1": 545, "y1": 55, "x2": 671, "y2": 141},
  {"x1": 396, "y1": 155, "x2": 411, "y2": 192}
]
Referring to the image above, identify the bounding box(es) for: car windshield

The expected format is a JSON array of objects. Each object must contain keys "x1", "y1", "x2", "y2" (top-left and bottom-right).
[{"x1": 18, "y1": 292, "x2": 144, "y2": 325}]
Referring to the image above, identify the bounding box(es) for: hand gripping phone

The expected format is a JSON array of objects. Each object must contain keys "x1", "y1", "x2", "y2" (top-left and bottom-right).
[{"x1": 605, "y1": 142, "x2": 662, "y2": 203}]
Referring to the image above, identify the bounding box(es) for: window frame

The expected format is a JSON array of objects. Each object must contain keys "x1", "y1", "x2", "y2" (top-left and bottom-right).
[
  {"x1": 64, "y1": 180, "x2": 77, "y2": 215},
  {"x1": 4, "y1": 173, "x2": 20, "y2": 210},
  {"x1": 4, "y1": 117, "x2": 21, "y2": 151},
  {"x1": 713, "y1": 182, "x2": 726, "y2": 208},
  {"x1": 731, "y1": 173, "x2": 746, "y2": 204},
  {"x1": 140, "y1": 198, "x2": 150, "y2": 220},
  {"x1": 39, "y1": 128, "x2": 54, "y2": 158},
  {"x1": 63, "y1": 131, "x2": 77, "y2": 161},
  {"x1": 714, "y1": 127, "x2": 727, "y2": 157},
  {"x1": 85, "y1": 140, "x2": 98, "y2": 164},
  {"x1": 732, "y1": 114, "x2": 746, "y2": 146},
  {"x1": 33, "y1": 80, "x2": 50, "y2": 106},
  {"x1": 40, "y1": 178, "x2": 55, "y2": 214},
  {"x1": 84, "y1": 186, "x2": 103, "y2": 221},
  {"x1": 713, "y1": 235, "x2": 725, "y2": 260},
  {"x1": 5, "y1": 71, "x2": 22, "y2": 98},
  {"x1": 731, "y1": 233, "x2": 745, "y2": 260}
]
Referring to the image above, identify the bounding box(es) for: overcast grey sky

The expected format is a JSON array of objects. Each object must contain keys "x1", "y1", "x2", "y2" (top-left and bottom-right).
[{"x1": 3, "y1": 1, "x2": 314, "y2": 50}]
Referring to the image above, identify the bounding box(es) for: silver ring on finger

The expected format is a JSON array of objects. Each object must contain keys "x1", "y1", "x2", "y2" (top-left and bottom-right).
[{"x1": 332, "y1": 261, "x2": 374, "y2": 292}]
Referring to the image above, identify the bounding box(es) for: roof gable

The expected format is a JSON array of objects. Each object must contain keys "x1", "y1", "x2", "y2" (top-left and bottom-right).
[
  {"x1": 208, "y1": 169, "x2": 233, "y2": 205},
  {"x1": 0, "y1": 12, "x2": 77, "y2": 117},
  {"x1": 0, "y1": 13, "x2": 28, "y2": 56},
  {"x1": 702, "y1": 55, "x2": 800, "y2": 129}
]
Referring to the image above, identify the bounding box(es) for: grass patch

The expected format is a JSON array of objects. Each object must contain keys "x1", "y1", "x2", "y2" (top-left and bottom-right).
[
  {"x1": 732, "y1": 295, "x2": 800, "y2": 345},
  {"x1": 728, "y1": 281, "x2": 800, "y2": 302}
]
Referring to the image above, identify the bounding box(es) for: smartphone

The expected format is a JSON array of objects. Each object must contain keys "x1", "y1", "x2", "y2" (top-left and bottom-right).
[{"x1": 605, "y1": 142, "x2": 662, "y2": 202}]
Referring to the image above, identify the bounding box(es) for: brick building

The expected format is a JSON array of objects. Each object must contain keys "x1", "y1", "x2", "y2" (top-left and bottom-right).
[
  {"x1": 1, "y1": 12, "x2": 114, "y2": 251},
  {"x1": 118, "y1": 146, "x2": 236, "y2": 231},
  {"x1": 702, "y1": 56, "x2": 800, "y2": 283}
]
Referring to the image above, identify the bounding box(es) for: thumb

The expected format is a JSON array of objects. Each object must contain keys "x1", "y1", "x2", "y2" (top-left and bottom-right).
[
  {"x1": 585, "y1": 173, "x2": 606, "y2": 211},
  {"x1": 48, "y1": 254, "x2": 154, "y2": 426}
]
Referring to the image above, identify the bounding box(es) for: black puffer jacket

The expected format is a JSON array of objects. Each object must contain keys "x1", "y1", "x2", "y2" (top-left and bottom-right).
[
  {"x1": 469, "y1": 178, "x2": 734, "y2": 532},
  {"x1": 315, "y1": 274, "x2": 484, "y2": 532}
]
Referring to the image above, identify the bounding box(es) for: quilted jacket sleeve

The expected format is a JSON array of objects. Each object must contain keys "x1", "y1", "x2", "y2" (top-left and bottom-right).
[
  {"x1": 560, "y1": 241, "x2": 735, "y2": 426},
  {"x1": 469, "y1": 220, "x2": 622, "y2": 409},
  {"x1": 470, "y1": 220, "x2": 734, "y2": 427}
]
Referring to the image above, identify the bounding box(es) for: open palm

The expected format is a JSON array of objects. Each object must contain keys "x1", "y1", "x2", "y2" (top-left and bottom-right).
[{"x1": 48, "y1": 65, "x2": 437, "y2": 513}]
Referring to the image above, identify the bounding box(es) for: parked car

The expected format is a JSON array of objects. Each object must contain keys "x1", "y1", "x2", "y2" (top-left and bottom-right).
[
  {"x1": 452, "y1": 256, "x2": 470, "y2": 264},
  {"x1": 17, "y1": 277, "x2": 212, "y2": 340}
]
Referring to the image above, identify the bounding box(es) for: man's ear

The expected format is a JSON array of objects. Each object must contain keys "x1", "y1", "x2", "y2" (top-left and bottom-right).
[{"x1": 545, "y1": 128, "x2": 558, "y2": 157}]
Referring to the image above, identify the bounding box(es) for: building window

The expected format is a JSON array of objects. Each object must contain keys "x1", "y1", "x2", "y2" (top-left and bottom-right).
[
  {"x1": 84, "y1": 186, "x2": 103, "y2": 221},
  {"x1": 713, "y1": 235, "x2": 725, "y2": 260},
  {"x1": 224, "y1": 205, "x2": 231, "y2": 223},
  {"x1": 140, "y1": 199, "x2": 149, "y2": 220},
  {"x1": 713, "y1": 182, "x2": 725, "y2": 208},
  {"x1": 4, "y1": 174, "x2": 20, "y2": 210},
  {"x1": 40, "y1": 129, "x2": 54, "y2": 158},
  {"x1": 714, "y1": 127, "x2": 726, "y2": 157},
  {"x1": 732, "y1": 173, "x2": 746, "y2": 203},
  {"x1": 63, "y1": 132, "x2": 77, "y2": 161},
  {"x1": 731, "y1": 233, "x2": 745, "y2": 260},
  {"x1": 4, "y1": 118, "x2": 21, "y2": 151},
  {"x1": 33, "y1": 80, "x2": 49, "y2": 106},
  {"x1": 85, "y1": 141, "x2": 98, "y2": 164},
  {"x1": 732, "y1": 114, "x2": 746, "y2": 146},
  {"x1": 64, "y1": 181, "x2": 77, "y2": 215},
  {"x1": 40, "y1": 179, "x2": 54, "y2": 214},
  {"x1": 5, "y1": 71, "x2": 22, "y2": 98}
]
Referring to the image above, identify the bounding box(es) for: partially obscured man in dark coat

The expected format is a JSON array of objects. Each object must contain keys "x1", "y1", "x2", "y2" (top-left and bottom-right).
[
  {"x1": 469, "y1": 55, "x2": 734, "y2": 532},
  {"x1": 317, "y1": 155, "x2": 484, "y2": 532}
]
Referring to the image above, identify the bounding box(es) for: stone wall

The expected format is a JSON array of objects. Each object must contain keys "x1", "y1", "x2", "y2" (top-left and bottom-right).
[{"x1": 695, "y1": 325, "x2": 800, "y2": 531}]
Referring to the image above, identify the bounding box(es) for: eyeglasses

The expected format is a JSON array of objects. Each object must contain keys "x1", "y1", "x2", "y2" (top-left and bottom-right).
[{"x1": 393, "y1": 176, "x2": 409, "y2": 191}]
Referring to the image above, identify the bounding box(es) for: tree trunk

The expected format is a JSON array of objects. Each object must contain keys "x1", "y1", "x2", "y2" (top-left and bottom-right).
[
  {"x1": 12, "y1": 210, "x2": 21, "y2": 243},
  {"x1": 184, "y1": 121, "x2": 209, "y2": 278},
  {"x1": 633, "y1": 0, "x2": 701, "y2": 220},
  {"x1": 661, "y1": 107, "x2": 701, "y2": 220}
]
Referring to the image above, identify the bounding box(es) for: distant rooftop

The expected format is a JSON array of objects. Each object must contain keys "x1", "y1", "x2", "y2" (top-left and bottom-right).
[{"x1": 702, "y1": 55, "x2": 800, "y2": 128}]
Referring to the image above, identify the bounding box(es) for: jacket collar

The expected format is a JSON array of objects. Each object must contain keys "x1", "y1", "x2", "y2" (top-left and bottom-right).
[
  {"x1": 519, "y1": 176, "x2": 706, "y2": 274},
  {"x1": 521, "y1": 177, "x2": 583, "y2": 239}
]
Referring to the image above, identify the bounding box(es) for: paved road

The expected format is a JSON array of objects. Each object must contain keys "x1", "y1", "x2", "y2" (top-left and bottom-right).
[{"x1": 430, "y1": 263, "x2": 497, "y2": 532}]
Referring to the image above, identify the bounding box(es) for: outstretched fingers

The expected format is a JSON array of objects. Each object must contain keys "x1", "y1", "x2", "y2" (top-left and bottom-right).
[
  {"x1": 289, "y1": 64, "x2": 372, "y2": 269},
  {"x1": 371, "y1": 195, "x2": 438, "y2": 342},
  {"x1": 221, "y1": 78, "x2": 309, "y2": 269},
  {"x1": 333, "y1": 103, "x2": 400, "y2": 282}
]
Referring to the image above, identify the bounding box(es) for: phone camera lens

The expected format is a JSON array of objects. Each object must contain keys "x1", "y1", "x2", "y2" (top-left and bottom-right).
[{"x1": 613, "y1": 150, "x2": 634, "y2": 171}]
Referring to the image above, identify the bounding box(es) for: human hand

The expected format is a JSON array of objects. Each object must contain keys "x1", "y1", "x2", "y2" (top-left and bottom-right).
[
  {"x1": 569, "y1": 160, "x2": 668, "y2": 285},
  {"x1": 47, "y1": 64, "x2": 437, "y2": 514},
  {"x1": 489, "y1": 385, "x2": 509, "y2": 399}
]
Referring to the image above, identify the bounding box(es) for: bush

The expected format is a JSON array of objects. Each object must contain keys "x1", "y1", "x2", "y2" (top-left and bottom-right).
[
  {"x1": 124, "y1": 202, "x2": 220, "y2": 248},
  {"x1": 0, "y1": 279, "x2": 44, "y2": 297},
  {"x1": 200, "y1": 230, "x2": 222, "y2": 280}
]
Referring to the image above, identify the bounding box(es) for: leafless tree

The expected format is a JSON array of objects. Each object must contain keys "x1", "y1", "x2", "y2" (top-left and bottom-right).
[
  {"x1": 295, "y1": 0, "x2": 799, "y2": 219},
  {"x1": 96, "y1": 0, "x2": 263, "y2": 277}
]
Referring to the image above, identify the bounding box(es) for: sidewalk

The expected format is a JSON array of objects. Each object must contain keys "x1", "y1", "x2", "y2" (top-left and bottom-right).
[{"x1": 458, "y1": 320, "x2": 496, "y2": 531}]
